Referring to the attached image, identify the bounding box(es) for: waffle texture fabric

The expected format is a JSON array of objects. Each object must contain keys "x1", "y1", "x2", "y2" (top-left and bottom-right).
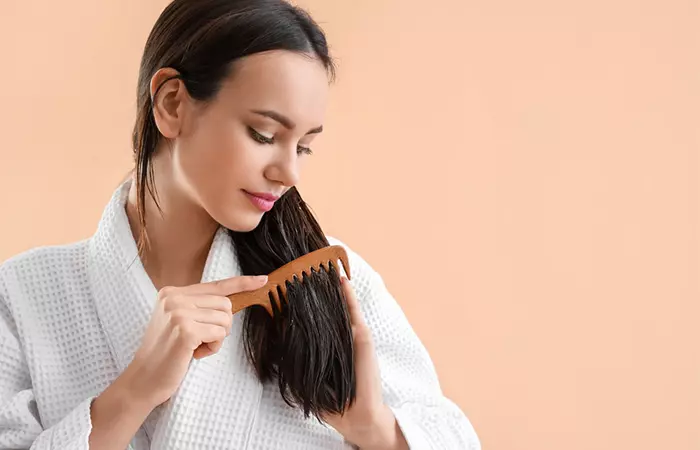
[{"x1": 0, "y1": 180, "x2": 480, "y2": 450}]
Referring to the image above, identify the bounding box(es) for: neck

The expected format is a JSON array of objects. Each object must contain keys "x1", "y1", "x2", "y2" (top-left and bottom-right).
[{"x1": 125, "y1": 153, "x2": 219, "y2": 290}]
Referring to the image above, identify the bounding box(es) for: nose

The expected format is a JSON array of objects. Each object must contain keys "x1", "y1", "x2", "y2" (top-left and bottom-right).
[{"x1": 264, "y1": 146, "x2": 300, "y2": 188}]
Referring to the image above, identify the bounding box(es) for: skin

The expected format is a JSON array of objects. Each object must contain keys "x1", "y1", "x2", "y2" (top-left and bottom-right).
[
  {"x1": 88, "y1": 50, "x2": 407, "y2": 450},
  {"x1": 128, "y1": 50, "x2": 327, "y2": 289}
]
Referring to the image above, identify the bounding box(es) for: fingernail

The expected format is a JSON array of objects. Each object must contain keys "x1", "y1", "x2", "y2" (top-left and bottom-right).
[{"x1": 257, "y1": 275, "x2": 268, "y2": 283}]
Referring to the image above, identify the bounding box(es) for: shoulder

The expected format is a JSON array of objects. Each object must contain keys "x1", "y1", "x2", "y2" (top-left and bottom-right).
[
  {"x1": 324, "y1": 237, "x2": 418, "y2": 343},
  {"x1": 325, "y1": 235, "x2": 381, "y2": 280},
  {"x1": 325, "y1": 235, "x2": 391, "y2": 303},
  {"x1": 0, "y1": 240, "x2": 91, "y2": 306},
  {"x1": 1, "y1": 239, "x2": 90, "y2": 278}
]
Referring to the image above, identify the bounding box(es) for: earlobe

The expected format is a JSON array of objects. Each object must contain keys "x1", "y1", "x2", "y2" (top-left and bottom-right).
[{"x1": 150, "y1": 68, "x2": 185, "y2": 139}]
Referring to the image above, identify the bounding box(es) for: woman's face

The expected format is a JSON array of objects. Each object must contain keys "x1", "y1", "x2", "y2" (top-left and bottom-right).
[{"x1": 153, "y1": 50, "x2": 329, "y2": 232}]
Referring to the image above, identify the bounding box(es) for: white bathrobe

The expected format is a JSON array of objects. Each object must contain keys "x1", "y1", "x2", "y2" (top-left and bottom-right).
[{"x1": 0, "y1": 181, "x2": 481, "y2": 449}]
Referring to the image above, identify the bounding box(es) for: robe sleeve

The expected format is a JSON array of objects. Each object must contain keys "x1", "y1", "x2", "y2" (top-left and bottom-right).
[
  {"x1": 328, "y1": 237, "x2": 482, "y2": 450},
  {"x1": 0, "y1": 287, "x2": 95, "y2": 450}
]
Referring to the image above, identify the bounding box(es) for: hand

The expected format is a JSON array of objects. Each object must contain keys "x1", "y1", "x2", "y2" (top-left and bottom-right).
[
  {"x1": 120, "y1": 274, "x2": 268, "y2": 409},
  {"x1": 322, "y1": 277, "x2": 409, "y2": 450}
]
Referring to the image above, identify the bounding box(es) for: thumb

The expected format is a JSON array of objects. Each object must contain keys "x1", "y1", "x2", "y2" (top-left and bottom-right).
[{"x1": 193, "y1": 343, "x2": 215, "y2": 359}]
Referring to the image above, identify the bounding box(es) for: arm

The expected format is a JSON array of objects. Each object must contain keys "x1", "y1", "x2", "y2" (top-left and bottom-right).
[
  {"x1": 0, "y1": 269, "x2": 265, "y2": 450},
  {"x1": 87, "y1": 371, "x2": 154, "y2": 450},
  {"x1": 330, "y1": 237, "x2": 482, "y2": 450},
  {"x1": 0, "y1": 288, "x2": 90, "y2": 449},
  {"x1": 0, "y1": 287, "x2": 151, "y2": 449}
]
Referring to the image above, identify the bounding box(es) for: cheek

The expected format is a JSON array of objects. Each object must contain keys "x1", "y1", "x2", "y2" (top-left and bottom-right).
[{"x1": 176, "y1": 120, "x2": 264, "y2": 201}]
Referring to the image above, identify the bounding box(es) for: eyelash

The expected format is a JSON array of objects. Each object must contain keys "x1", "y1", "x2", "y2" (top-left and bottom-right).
[{"x1": 247, "y1": 127, "x2": 313, "y2": 156}]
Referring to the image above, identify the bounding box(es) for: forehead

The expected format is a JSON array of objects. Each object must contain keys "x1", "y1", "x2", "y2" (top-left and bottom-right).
[{"x1": 216, "y1": 50, "x2": 330, "y2": 123}]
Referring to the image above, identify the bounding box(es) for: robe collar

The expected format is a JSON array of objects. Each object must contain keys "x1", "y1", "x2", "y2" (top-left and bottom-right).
[{"x1": 87, "y1": 179, "x2": 265, "y2": 448}]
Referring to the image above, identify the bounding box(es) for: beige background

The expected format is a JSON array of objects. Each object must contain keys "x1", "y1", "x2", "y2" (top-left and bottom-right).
[{"x1": 1, "y1": 1, "x2": 698, "y2": 449}]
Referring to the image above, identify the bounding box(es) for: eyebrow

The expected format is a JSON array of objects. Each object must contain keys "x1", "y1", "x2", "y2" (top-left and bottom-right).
[{"x1": 251, "y1": 109, "x2": 324, "y2": 135}]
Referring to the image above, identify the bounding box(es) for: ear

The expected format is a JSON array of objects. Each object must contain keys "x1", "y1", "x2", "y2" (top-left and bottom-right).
[{"x1": 150, "y1": 67, "x2": 188, "y2": 139}]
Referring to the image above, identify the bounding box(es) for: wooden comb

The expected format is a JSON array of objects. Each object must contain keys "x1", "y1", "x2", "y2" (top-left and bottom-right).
[{"x1": 227, "y1": 245, "x2": 351, "y2": 315}]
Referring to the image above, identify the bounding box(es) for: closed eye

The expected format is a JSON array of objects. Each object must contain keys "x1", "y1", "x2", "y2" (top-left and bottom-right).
[
  {"x1": 249, "y1": 127, "x2": 314, "y2": 156},
  {"x1": 248, "y1": 127, "x2": 274, "y2": 144}
]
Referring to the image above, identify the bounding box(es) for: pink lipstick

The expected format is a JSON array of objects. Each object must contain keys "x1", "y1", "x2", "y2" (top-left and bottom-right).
[{"x1": 243, "y1": 190, "x2": 279, "y2": 212}]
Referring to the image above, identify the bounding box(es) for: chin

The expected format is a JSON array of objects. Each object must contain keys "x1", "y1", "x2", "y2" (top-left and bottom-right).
[{"x1": 216, "y1": 211, "x2": 264, "y2": 233}]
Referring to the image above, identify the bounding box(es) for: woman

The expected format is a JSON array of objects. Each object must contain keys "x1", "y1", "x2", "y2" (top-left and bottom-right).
[{"x1": 0, "y1": 1, "x2": 481, "y2": 449}]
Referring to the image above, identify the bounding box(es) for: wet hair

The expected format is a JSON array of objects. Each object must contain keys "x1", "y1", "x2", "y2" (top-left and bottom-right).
[{"x1": 132, "y1": 0, "x2": 354, "y2": 420}]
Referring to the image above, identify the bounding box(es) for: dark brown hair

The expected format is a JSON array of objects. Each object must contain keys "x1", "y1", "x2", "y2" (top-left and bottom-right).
[{"x1": 132, "y1": 0, "x2": 354, "y2": 420}]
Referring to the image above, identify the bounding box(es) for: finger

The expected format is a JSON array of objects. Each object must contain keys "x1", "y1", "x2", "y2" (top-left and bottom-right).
[
  {"x1": 193, "y1": 341, "x2": 222, "y2": 359},
  {"x1": 192, "y1": 322, "x2": 228, "y2": 345},
  {"x1": 193, "y1": 345, "x2": 211, "y2": 360},
  {"x1": 352, "y1": 328, "x2": 382, "y2": 404},
  {"x1": 181, "y1": 275, "x2": 268, "y2": 296},
  {"x1": 192, "y1": 295, "x2": 233, "y2": 314},
  {"x1": 177, "y1": 308, "x2": 232, "y2": 332},
  {"x1": 206, "y1": 339, "x2": 224, "y2": 354},
  {"x1": 341, "y1": 277, "x2": 382, "y2": 401},
  {"x1": 341, "y1": 276, "x2": 366, "y2": 328}
]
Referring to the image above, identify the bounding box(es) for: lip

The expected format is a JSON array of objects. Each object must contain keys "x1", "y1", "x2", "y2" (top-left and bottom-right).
[
  {"x1": 245, "y1": 191, "x2": 280, "y2": 201},
  {"x1": 243, "y1": 190, "x2": 279, "y2": 212}
]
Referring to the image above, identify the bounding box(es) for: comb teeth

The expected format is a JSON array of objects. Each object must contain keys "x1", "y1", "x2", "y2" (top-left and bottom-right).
[
  {"x1": 287, "y1": 260, "x2": 330, "y2": 283},
  {"x1": 269, "y1": 285, "x2": 288, "y2": 317},
  {"x1": 270, "y1": 260, "x2": 337, "y2": 312},
  {"x1": 227, "y1": 245, "x2": 351, "y2": 316}
]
